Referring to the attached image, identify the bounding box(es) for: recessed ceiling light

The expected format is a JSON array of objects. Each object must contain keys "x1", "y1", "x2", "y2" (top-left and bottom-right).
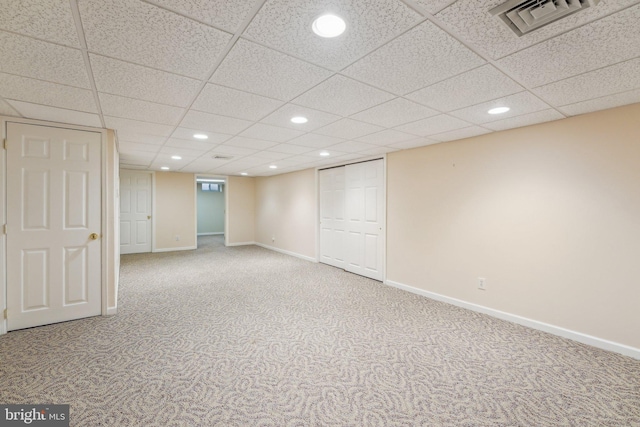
[
  {"x1": 291, "y1": 116, "x2": 308, "y2": 124},
  {"x1": 320, "y1": 151, "x2": 330, "y2": 156},
  {"x1": 269, "y1": 165, "x2": 278, "y2": 169},
  {"x1": 241, "y1": 172, "x2": 248, "y2": 176},
  {"x1": 312, "y1": 14, "x2": 346, "y2": 38},
  {"x1": 193, "y1": 134, "x2": 208, "y2": 140},
  {"x1": 171, "y1": 155, "x2": 182, "y2": 160},
  {"x1": 161, "y1": 166, "x2": 170, "y2": 170},
  {"x1": 488, "y1": 107, "x2": 510, "y2": 115}
]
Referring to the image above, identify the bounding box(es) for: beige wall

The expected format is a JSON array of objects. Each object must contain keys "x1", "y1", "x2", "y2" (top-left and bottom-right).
[
  {"x1": 387, "y1": 103, "x2": 640, "y2": 349},
  {"x1": 227, "y1": 176, "x2": 255, "y2": 244},
  {"x1": 154, "y1": 172, "x2": 196, "y2": 250},
  {"x1": 255, "y1": 169, "x2": 316, "y2": 259}
]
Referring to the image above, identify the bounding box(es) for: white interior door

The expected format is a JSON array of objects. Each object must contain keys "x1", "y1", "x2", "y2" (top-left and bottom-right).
[
  {"x1": 319, "y1": 159, "x2": 385, "y2": 281},
  {"x1": 119, "y1": 170, "x2": 152, "y2": 254},
  {"x1": 344, "y1": 160, "x2": 385, "y2": 280},
  {"x1": 319, "y1": 167, "x2": 346, "y2": 268},
  {"x1": 6, "y1": 122, "x2": 102, "y2": 331}
]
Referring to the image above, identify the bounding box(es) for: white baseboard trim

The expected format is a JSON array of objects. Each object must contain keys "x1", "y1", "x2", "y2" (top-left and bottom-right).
[
  {"x1": 106, "y1": 307, "x2": 118, "y2": 316},
  {"x1": 197, "y1": 232, "x2": 224, "y2": 236},
  {"x1": 254, "y1": 242, "x2": 317, "y2": 263},
  {"x1": 226, "y1": 241, "x2": 255, "y2": 247},
  {"x1": 385, "y1": 279, "x2": 640, "y2": 360},
  {"x1": 152, "y1": 246, "x2": 197, "y2": 253}
]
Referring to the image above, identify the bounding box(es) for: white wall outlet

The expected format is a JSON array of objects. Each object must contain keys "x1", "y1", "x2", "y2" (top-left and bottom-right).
[
  {"x1": 478, "y1": 277, "x2": 487, "y2": 290},
  {"x1": 272, "y1": 235, "x2": 275, "y2": 242},
  {"x1": 175, "y1": 235, "x2": 180, "y2": 241}
]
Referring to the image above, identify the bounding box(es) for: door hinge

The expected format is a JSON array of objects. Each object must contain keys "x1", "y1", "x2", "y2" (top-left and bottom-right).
[
  {"x1": 3, "y1": 309, "x2": 7, "y2": 320},
  {"x1": 2, "y1": 138, "x2": 6, "y2": 150},
  {"x1": 2, "y1": 224, "x2": 5, "y2": 235}
]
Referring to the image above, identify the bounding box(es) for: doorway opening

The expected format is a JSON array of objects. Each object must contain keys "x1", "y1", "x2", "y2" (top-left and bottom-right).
[{"x1": 196, "y1": 176, "x2": 226, "y2": 248}]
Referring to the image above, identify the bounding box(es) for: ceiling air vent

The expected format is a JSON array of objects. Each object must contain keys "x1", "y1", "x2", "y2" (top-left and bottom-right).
[
  {"x1": 211, "y1": 155, "x2": 233, "y2": 160},
  {"x1": 489, "y1": 0, "x2": 601, "y2": 37}
]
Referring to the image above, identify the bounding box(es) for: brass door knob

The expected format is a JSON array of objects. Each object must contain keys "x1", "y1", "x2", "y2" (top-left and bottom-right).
[
  {"x1": 89, "y1": 233, "x2": 99, "y2": 240},
  {"x1": 147, "y1": 215, "x2": 151, "y2": 219}
]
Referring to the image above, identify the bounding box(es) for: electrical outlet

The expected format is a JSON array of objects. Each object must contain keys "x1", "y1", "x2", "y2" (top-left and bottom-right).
[
  {"x1": 175, "y1": 235, "x2": 180, "y2": 241},
  {"x1": 272, "y1": 235, "x2": 275, "y2": 242},
  {"x1": 478, "y1": 277, "x2": 487, "y2": 290}
]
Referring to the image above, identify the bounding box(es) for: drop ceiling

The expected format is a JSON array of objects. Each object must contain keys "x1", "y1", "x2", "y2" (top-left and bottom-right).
[{"x1": 1, "y1": 0, "x2": 639, "y2": 176}]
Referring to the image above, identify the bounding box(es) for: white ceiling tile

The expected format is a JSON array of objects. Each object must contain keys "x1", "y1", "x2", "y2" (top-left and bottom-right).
[
  {"x1": 159, "y1": 145, "x2": 208, "y2": 157},
  {"x1": 389, "y1": 137, "x2": 439, "y2": 150},
  {"x1": 239, "y1": 123, "x2": 304, "y2": 142},
  {"x1": 395, "y1": 114, "x2": 470, "y2": 136},
  {"x1": 0, "y1": 32, "x2": 89, "y2": 88},
  {"x1": 0, "y1": 98, "x2": 19, "y2": 116},
  {"x1": 147, "y1": 0, "x2": 255, "y2": 33},
  {"x1": 79, "y1": 0, "x2": 232, "y2": 78},
  {"x1": 304, "y1": 149, "x2": 349, "y2": 158},
  {"x1": 90, "y1": 55, "x2": 201, "y2": 108},
  {"x1": 315, "y1": 118, "x2": 384, "y2": 140},
  {"x1": 356, "y1": 129, "x2": 415, "y2": 145},
  {"x1": 226, "y1": 156, "x2": 272, "y2": 167},
  {"x1": 406, "y1": 65, "x2": 523, "y2": 112},
  {"x1": 211, "y1": 39, "x2": 333, "y2": 101},
  {"x1": 358, "y1": 146, "x2": 399, "y2": 156},
  {"x1": 99, "y1": 93, "x2": 184, "y2": 125},
  {"x1": 533, "y1": 57, "x2": 640, "y2": 107},
  {"x1": 268, "y1": 144, "x2": 314, "y2": 155},
  {"x1": 430, "y1": 126, "x2": 491, "y2": 142},
  {"x1": 260, "y1": 104, "x2": 341, "y2": 132},
  {"x1": 243, "y1": 0, "x2": 422, "y2": 70},
  {"x1": 437, "y1": 0, "x2": 639, "y2": 60},
  {"x1": 210, "y1": 145, "x2": 259, "y2": 156},
  {"x1": 164, "y1": 138, "x2": 219, "y2": 152},
  {"x1": 224, "y1": 136, "x2": 279, "y2": 150},
  {"x1": 343, "y1": 20, "x2": 485, "y2": 95},
  {"x1": 180, "y1": 110, "x2": 252, "y2": 135},
  {"x1": 484, "y1": 109, "x2": 565, "y2": 132},
  {"x1": 413, "y1": 0, "x2": 457, "y2": 14},
  {"x1": 104, "y1": 116, "x2": 174, "y2": 137},
  {"x1": 350, "y1": 97, "x2": 439, "y2": 128},
  {"x1": 119, "y1": 142, "x2": 161, "y2": 153},
  {"x1": 449, "y1": 92, "x2": 552, "y2": 125},
  {"x1": 170, "y1": 128, "x2": 232, "y2": 145},
  {"x1": 292, "y1": 75, "x2": 394, "y2": 117},
  {"x1": 253, "y1": 151, "x2": 293, "y2": 161},
  {"x1": 0, "y1": 0, "x2": 79, "y2": 47},
  {"x1": 154, "y1": 152, "x2": 198, "y2": 164},
  {"x1": 559, "y1": 89, "x2": 640, "y2": 117},
  {"x1": 326, "y1": 140, "x2": 379, "y2": 153},
  {"x1": 192, "y1": 84, "x2": 283, "y2": 121},
  {"x1": 116, "y1": 131, "x2": 166, "y2": 145},
  {"x1": 288, "y1": 133, "x2": 345, "y2": 149},
  {"x1": 120, "y1": 150, "x2": 157, "y2": 160},
  {"x1": 496, "y1": 5, "x2": 640, "y2": 88},
  {"x1": 0, "y1": 73, "x2": 96, "y2": 112},
  {"x1": 268, "y1": 156, "x2": 315, "y2": 168},
  {"x1": 8, "y1": 100, "x2": 102, "y2": 127}
]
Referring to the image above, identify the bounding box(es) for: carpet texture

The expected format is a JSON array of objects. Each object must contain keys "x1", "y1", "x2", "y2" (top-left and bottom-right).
[{"x1": 1, "y1": 236, "x2": 639, "y2": 426}]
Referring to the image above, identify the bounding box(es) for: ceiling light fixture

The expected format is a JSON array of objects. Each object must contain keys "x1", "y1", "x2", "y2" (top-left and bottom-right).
[
  {"x1": 171, "y1": 155, "x2": 182, "y2": 160},
  {"x1": 241, "y1": 172, "x2": 248, "y2": 176},
  {"x1": 488, "y1": 107, "x2": 510, "y2": 115},
  {"x1": 269, "y1": 165, "x2": 278, "y2": 169},
  {"x1": 312, "y1": 14, "x2": 346, "y2": 38},
  {"x1": 291, "y1": 116, "x2": 308, "y2": 124},
  {"x1": 320, "y1": 151, "x2": 330, "y2": 156},
  {"x1": 193, "y1": 134, "x2": 208, "y2": 140},
  {"x1": 161, "y1": 166, "x2": 170, "y2": 170}
]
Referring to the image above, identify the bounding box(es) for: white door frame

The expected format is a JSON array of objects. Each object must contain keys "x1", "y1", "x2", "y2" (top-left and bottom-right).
[
  {"x1": 194, "y1": 174, "x2": 228, "y2": 245},
  {"x1": 316, "y1": 155, "x2": 387, "y2": 282},
  {"x1": 0, "y1": 116, "x2": 116, "y2": 335}
]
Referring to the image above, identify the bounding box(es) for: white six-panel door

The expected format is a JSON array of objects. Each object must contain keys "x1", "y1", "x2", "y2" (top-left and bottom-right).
[
  {"x1": 319, "y1": 159, "x2": 385, "y2": 281},
  {"x1": 6, "y1": 123, "x2": 102, "y2": 330},
  {"x1": 119, "y1": 170, "x2": 152, "y2": 254}
]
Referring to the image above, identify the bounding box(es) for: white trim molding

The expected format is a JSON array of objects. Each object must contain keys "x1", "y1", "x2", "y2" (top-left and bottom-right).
[
  {"x1": 254, "y1": 242, "x2": 317, "y2": 263},
  {"x1": 152, "y1": 246, "x2": 197, "y2": 253},
  {"x1": 106, "y1": 307, "x2": 118, "y2": 316},
  {"x1": 226, "y1": 241, "x2": 255, "y2": 247},
  {"x1": 385, "y1": 279, "x2": 640, "y2": 360}
]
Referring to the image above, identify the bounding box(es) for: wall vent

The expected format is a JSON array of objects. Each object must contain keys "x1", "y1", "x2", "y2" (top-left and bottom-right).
[
  {"x1": 489, "y1": 0, "x2": 600, "y2": 37},
  {"x1": 211, "y1": 155, "x2": 233, "y2": 160}
]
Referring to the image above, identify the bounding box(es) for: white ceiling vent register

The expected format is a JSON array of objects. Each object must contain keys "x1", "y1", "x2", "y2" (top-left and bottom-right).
[
  {"x1": 489, "y1": 0, "x2": 601, "y2": 37},
  {"x1": 212, "y1": 155, "x2": 233, "y2": 160}
]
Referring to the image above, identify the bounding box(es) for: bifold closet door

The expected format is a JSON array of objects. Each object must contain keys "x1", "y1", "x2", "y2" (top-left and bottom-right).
[{"x1": 319, "y1": 159, "x2": 384, "y2": 281}]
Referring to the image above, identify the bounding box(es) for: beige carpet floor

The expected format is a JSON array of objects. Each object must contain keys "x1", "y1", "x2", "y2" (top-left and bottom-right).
[{"x1": 1, "y1": 235, "x2": 639, "y2": 426}]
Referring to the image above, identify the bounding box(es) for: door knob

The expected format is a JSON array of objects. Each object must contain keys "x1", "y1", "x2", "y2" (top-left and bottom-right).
[
  {"x1": 89, "y1": 233, "x2": 99, "y2": 240},
  {"x1": 147, "y1": 215, "x2": 151, "y2": 219}
]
